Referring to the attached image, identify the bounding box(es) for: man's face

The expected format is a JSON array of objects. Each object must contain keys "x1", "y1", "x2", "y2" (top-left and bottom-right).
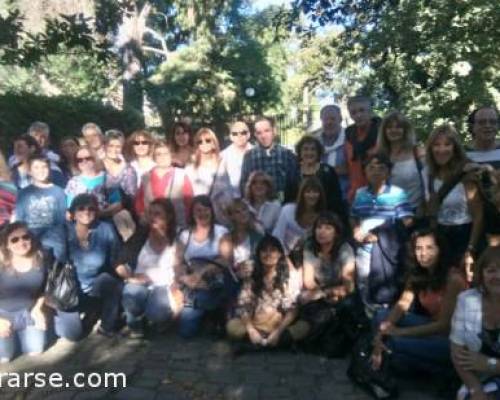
[
  {"x1": 321, "y1": 107, "x2": 341, "y2": 132},
  {"x1": 83, "y1": 128, "x2": 103, "y2": 150},
  {"x1": 348, "y1": 101, "x2": 372, "y2": 127},
  {"x1": 254, "y1": 120, "x2": 274, "y2": 148},
  {"x1": 31, "y1": 130, "x2": 49, "y2": 149},
  {"x1": 229, "y1": 122, "x2": 250, "y2": 148},
  {"x1": 472, "y1": 108, "x2": 498, "y2": 145}
]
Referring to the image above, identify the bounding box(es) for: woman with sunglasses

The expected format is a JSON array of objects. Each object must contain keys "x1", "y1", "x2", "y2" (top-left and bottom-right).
[
  {"x1": 243, "y1": 171, "x2": 282, "y2": 234},
  {"x1": 169, "y1": 122, "x2": 194, "y2": 168},
  {"x1": 221, "y1": 121, "x2": 253, "y2": 197},
  {"x1": 57, "y1": 194, "x2": 124, "y2": 338},
  {"x1": 124, "y1": 130, "x2": 156, "y2": 188},
  {"x1": 135, "y1": 140, "x2": 193, "y2": 228},
  {"x1": 65, "y1": 146, "x2": 108, "y2": 212},
  {"x1": 0, "y1": 223, "x2": 48, "y2": 362},
  {"x1": 185, "y1": 128, "x2": 233, "y2": 225}
]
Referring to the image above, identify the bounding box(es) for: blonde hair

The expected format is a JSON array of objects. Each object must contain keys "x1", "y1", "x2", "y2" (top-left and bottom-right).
[
  {"x1": 244, "y1": 171, "x2": 276, "y2": 204},
  {"x1": 377, "y1": 110, "x2": 416, "y2": 155},
  {"x1": 193, "y1": 128, "x2": 220, "y2": 167},
  {"x1": 425, "y1": 124, "x2": 467, "y2": 177}
]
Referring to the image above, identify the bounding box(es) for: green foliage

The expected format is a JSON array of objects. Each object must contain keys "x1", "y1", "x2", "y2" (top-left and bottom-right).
[
  {"x1": 289, "y1": 0, "x2": 500, "y2": 138},
  {"x1": 0, "y1": 92, "x2": 144, "y2": 150}
]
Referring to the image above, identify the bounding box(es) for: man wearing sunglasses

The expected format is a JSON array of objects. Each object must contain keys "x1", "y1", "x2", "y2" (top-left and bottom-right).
[{"x1": 221, "y1": 121, "x2": 253, "y2": 197}]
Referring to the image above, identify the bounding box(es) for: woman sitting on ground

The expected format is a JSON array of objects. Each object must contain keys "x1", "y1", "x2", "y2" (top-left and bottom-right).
[
  {"x1": 0, "y1": 223, "x2": 47, "y2": 363},
  {"x1": 273, "y1": 176, "x2": 327, "y2": 255},
  {"x1": 299, "y1": 211, "x2": 355, "y2": 306},
  {"x1": 371, "y1": 228, "x2": 467, "y2": 376},
  {"x1": 119, "y1": 199, "x2": 181, "y2": 338},
  {"x1": 450, "y1": 246, "x2": 500, "y2": 400},
  {"x1": 243, "y1": 171, "x2": 281, "y2": 234},
  {"x1": 226, "y1": 235, "x2": 305, "y2": 350},
  {"x1": 174, "y1": 195, "x2": 233, "y2": 338}
]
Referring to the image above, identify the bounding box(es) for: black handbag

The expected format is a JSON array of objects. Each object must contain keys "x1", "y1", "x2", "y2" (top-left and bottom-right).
[
  {"x1": 45, "y1": 260, "x2": 80, "y2": 311},
  {"x1": 347, "y1": 334, "x2": 398, "y2": 399}
]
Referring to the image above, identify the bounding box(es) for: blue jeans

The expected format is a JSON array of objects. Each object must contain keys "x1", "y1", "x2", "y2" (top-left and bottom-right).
[
  {"x1": 373, "y1": 309, "x2": 452, "y2": 375},
  {"x1": 0, "y1": 310, "x2": 46, "y2": 361},
  {"x1": 178, "y1": 288, "x2": 226, "y2": 338},
  {"x1": 52, "y1": 272, "x2": 122, "y2": 337},
  {"x1": 122, "y1": 284, "x2": 172, "y2": 330}
]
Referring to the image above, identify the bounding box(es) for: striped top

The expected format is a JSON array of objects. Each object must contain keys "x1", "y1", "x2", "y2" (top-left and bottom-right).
[
  {"x1": 351, "y1": 184, "x2": 414, "y2": 233},
  {"x1": 0, "y1": 181, "x2": 17, "y2": 225}
]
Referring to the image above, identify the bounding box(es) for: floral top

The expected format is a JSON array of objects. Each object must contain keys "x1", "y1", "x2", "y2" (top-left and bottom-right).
[
  {"x1": 65, "y1": 173, "x2": 107, "y2": 209},
  {"x1": 235, "y1": 263, "x2": 300, "y2": 319},
  {"x1": 105, "y1": 163, "x2": 138, "y2": 203}
]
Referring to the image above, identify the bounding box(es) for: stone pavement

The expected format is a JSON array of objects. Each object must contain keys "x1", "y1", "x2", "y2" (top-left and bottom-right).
[{"x1": 0, "y1": 331, "x2": 444, "y2": 400}]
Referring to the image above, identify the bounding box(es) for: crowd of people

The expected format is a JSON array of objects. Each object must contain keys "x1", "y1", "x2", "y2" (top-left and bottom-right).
[{"x1": 0, "y1": 96, "x2": 499, "y2": 399}]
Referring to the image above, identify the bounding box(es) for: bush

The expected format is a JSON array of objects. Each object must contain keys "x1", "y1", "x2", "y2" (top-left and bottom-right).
[{"x1": 0, "y1": 92, "x2": 144, "y2": 151}]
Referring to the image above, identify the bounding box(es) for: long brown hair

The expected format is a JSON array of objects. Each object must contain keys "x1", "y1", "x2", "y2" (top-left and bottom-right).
[
  {"x1": 124, "y1": 130, "x2": 154, "y2": 162},
  {"x1": 295, "y1": 177, "x2": 327, "y2": 221},
  {"x1": 425, "y1": 124, "x2": 467, "y2": 178}
]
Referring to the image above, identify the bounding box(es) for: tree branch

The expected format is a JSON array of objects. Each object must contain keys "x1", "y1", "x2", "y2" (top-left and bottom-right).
[{"x1": 142, "y1": 45, "x2": 168, "y2": 57}]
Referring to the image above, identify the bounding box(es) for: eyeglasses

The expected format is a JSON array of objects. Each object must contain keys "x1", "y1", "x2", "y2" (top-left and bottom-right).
[
  {"x1": 475, "y1": 119, "x2": 498, "y2": 127},
  {"x1": 197, "y1": 139, "x2": 212, "y2": 145},
  {"x1": 76, "y1": 156, "x2": 94, "y2": 164},
  {"x1": 9, "y1": 234, "x2": 31, "y2": 244},
  {"x1": 133, "y1": 140, "x2": 150, "y2": 146},
  {"x1": 231, "y1": 130, "x2": 248, "y2": 137},
  {"x1": 76, "y1": 205, "x2": 97, "y2": 213}
]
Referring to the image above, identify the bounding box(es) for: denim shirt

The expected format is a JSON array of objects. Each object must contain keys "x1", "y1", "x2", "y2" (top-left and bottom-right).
[{"x1": 66, "y1": 220, "x2": 120, "y2": 293}]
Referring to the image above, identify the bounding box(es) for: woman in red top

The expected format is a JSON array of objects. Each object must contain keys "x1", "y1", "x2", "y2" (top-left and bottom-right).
[
  {"x1": 371, "y1": 228, "x2": 467, "y2": 375},
  {"x1": 135, "y1": 140, "x2": 193, "y2": 228}
]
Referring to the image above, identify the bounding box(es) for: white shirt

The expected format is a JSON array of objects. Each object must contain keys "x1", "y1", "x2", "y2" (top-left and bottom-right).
[
  {"x1": 179, "y1": 225, "x2": 229, "y2": 262},
  {"x1": 221, "y1": 143, "x2": 253, "y2": 197},
  {"x1": 272, "y1": 204, "x2": 307, "y2": 254},
  {"x1": 135, "y1": 241, "x2": 176, "y2": 287}
]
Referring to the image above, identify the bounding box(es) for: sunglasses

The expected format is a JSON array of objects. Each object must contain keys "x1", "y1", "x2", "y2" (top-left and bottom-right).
[
  {"x1": 9, "y1": 234, "x2": 31, "y2": 244},
  {"x1": 231, "y1": 130, "x2": 248, "y2": 136},
  {"x1": 76, "y1": 156, "x2": 94, "y2": 164},
  {"x1": 197, "y1": 139, "x2": 212, "y2": 145},
  {"x1": 76, "y1": 205, "x2": 97, "y2": 213},
  {"x1": 133, "y1": 140, "x2": 150, "y2": 146}
]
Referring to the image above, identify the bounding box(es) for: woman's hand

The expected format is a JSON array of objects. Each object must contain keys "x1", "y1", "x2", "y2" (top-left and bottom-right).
[
  {"x1": 247, "y1": 325, "x2": 265, "y2": 346},
  {"x1": 378, "y1": 320, "x2": 395, "y2": 335},
  {"x1": 454, "y1": 347, "x2": 489, "y2": 372},
  {"x1": 0, "y1": 318, "x2": 12, "y2": 338},
  {"x1": 266, "y1": 329, "x2": 282, "y2": 347},
  {"x1": 30, "y1": 308, "x2": 47, "y2": 331},
  {"x1": 299, "y1": 289, "x2": 325, "y2": 304},
  {"x1": 127, "y1": 274, "x2": 150, "y2": 285},
  {"x1": 370, "y1": 334, "x2": 389, "y2": 370}
]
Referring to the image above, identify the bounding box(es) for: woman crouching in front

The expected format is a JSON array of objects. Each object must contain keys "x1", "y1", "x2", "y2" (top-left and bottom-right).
[{"x1": 226, "y1": 235, "x2": 306, "y2": 353}]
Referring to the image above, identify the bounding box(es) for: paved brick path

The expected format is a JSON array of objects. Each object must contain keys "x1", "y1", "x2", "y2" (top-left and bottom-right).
[{"x1": 0, "y1": 331, "x2": 443, "y2": 399}]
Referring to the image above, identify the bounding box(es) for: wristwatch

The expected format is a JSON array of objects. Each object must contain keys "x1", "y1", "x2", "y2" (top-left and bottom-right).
[{"x1": 487, "y1": 357, "x2": 498, "y2": 372}]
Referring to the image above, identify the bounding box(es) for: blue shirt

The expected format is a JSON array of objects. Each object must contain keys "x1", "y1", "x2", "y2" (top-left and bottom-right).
[
  {"x1": 66, "y1": 220, "x2": 120, "y2": 293},
  {"x1": 351, "y1": 184, "x2": 414, "y2": 235}
]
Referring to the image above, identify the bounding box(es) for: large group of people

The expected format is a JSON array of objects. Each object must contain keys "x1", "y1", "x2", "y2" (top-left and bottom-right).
[{"x1": 0, "y1": 97, "x2": 499, "y2": 399}]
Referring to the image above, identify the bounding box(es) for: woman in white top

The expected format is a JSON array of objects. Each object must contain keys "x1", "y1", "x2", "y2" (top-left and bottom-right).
[
  {"x1": 124, "y1": 130, "x2": 156, "y2": 188},
  {"x1": 422, "y1": 124, "x2": 483, "y2": 265},
  {"x1": 450, "y1": 247, "x2": 500, "y2": 400},
  {"x1": 121, "y1": 198, "x2": 179, "y2": 337},
  {"x1": 244, "y1": 171, "x2": 281, "y2": 234},
  {"x1": 185, "y1": 128, "x2": 233, "y2": 226},
  {"x1": 273, "y1": 177, "x2": 327, "y2": 254},
  {"x1": 377, "y1": 110, "x2": 424, "y2": 210},
  {"x1": 175, "y1": 195, "x2": 233, "y2": 338}
]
